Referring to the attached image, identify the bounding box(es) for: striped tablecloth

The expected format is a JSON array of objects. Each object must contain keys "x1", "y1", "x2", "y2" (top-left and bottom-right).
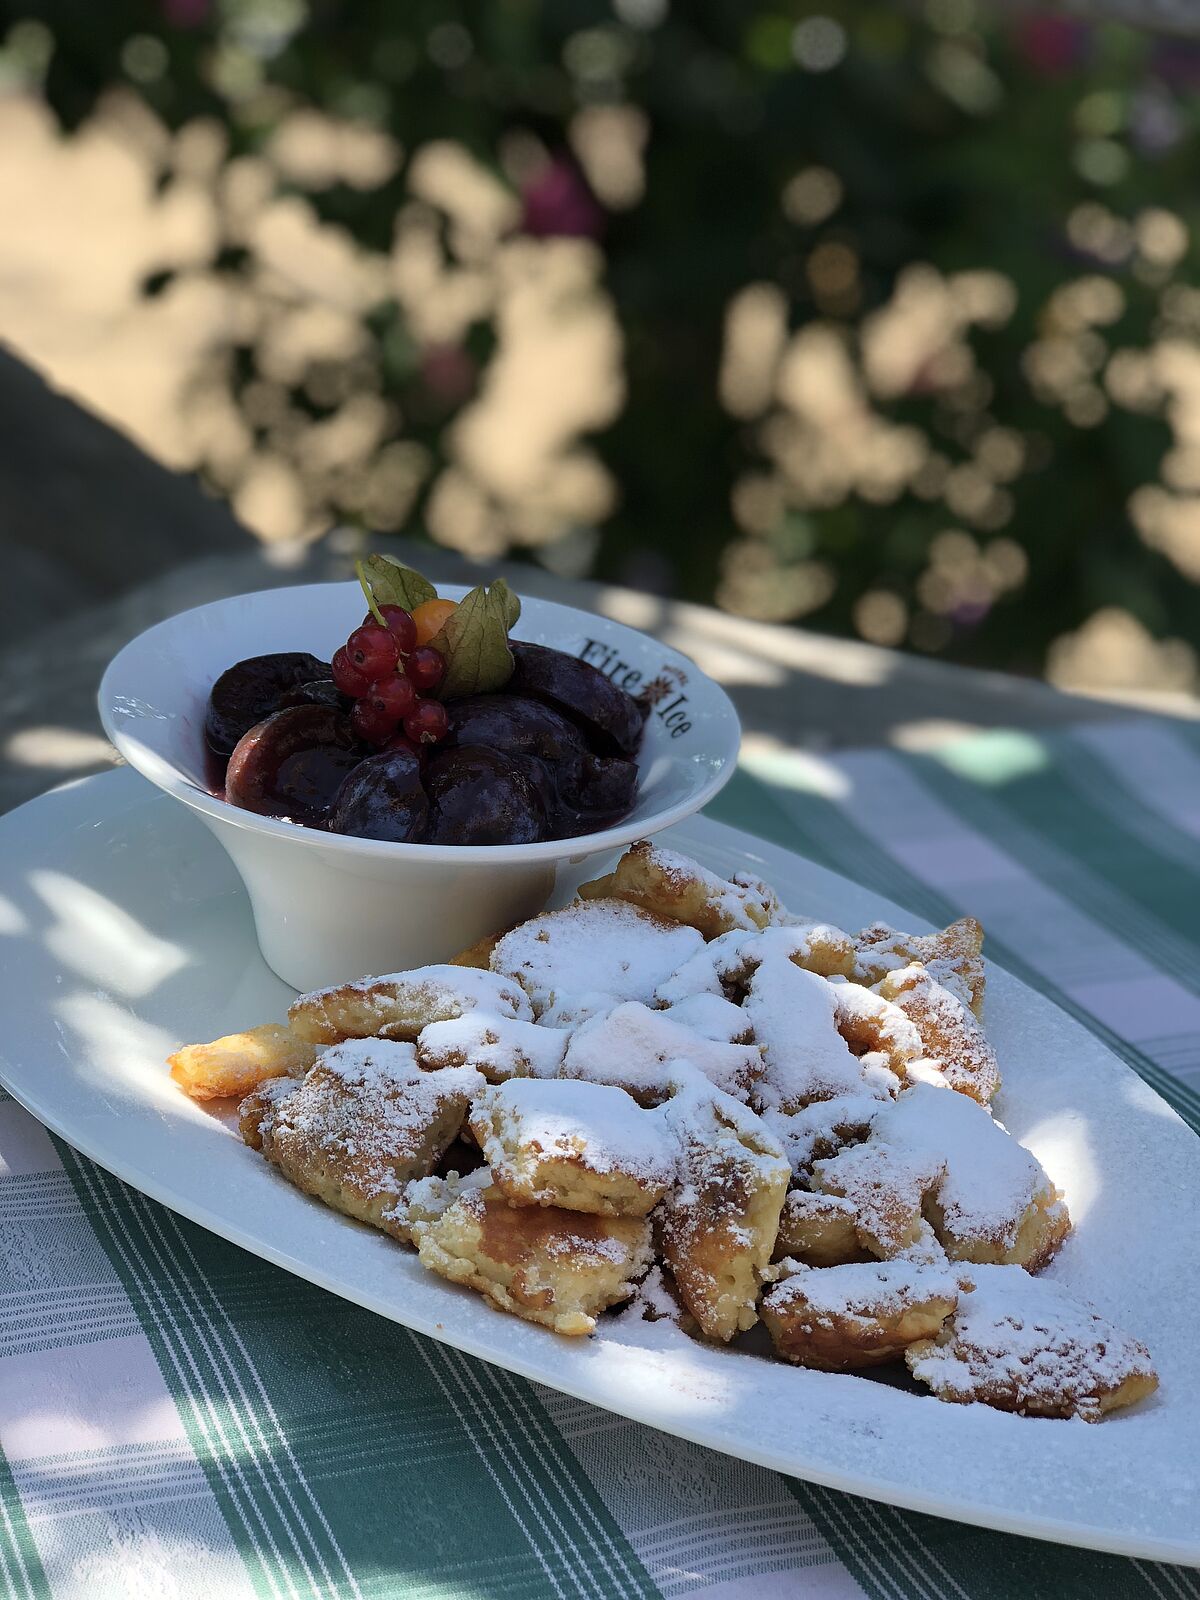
[{"x1": 2, "y1": 715, "x2": 1199, "y2": 1600}]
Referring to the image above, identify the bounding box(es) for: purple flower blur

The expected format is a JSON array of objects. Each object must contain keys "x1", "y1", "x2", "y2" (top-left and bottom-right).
[
  {"x1": 1014, "y1": 16, "x2": 1090, "y2": 76},
  {"x1": 520, "y1": 157, "x2": 605, "y2": 240},
  {"x1": 162, "y1": 0, "x2": 211, "y2": 26}
]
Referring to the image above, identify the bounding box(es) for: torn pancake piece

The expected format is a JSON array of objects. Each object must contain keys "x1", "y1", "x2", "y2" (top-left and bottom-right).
[
  {"x1": 655, "y1": 922, "x2": 856, "y2": 1007},
  {"x1": 242, "y1": 1040, "x2": 481, "y2": 1241},
  {"x1": 289, "y1": 965, "x2": 532, "y2": 1045},
  {"x1": 659, "y1": 1071, "x2": 790, "y2": 1341},
  {"x1": 813, "y1": 1082, "x2": 1069, "y2": 1269},
  {"x1": 410, "y1": 1181, "x2": 653, "y2": 1335},
  {"x1": 875, "y1": 963, "x2": 1000, "y2": 1104},
  {"x1": 490, "y1": 899, "x2": 703, "y2": 1015},
  {"x1": 416, "y1": 1013, "x2": 569, "y2": 1082},
  {"x1": 854, "y1": 917, "x2": 985, "y2": 1016},
  {"x1": 470, "y1": 1078, "x2": 675, "y2": 1216},
  {"x1": 169, "y1": 1023, "x2": 317, "y2": 1101},
  {"x1": 560, "y1": 1001, "x2": 762, "y2": 1105},
  {"x1": 773, "y1": 1190, "x2": 868, "y2": 1266},
  {"x1": 662, "y1": 991, "x2": 753, "y2": 1044},
  {"x1": 577, "y1": 839, "x2": 779, "y2": 937},
  {"x1": 906, "y1": 1265, "x2": 1157, "y2": 1420},
  {"x1": 746, "y1": 958, "x2": 896, "y2": 1113},
  {"x1": 763, "y1": 1258, "x2": 959, "y2": 1370}
]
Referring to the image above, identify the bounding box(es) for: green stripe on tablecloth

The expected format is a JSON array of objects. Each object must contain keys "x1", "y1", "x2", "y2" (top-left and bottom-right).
[
  {"x1": 914, "y1": 735, "x2": 1200, "y2": 985},
  {"x1": 53, "y1": 1141, "x2": 657, "y2": 1600},
  {"x1": 707, "y1": 769, "x2": 1200, "y2": 1132},
  {"x1": 0, "y1": 1443, "x2": 50, "y2": 1600},
  {"x1": 1058, "y1": 732, "x2": 1200, "y2": 877}
]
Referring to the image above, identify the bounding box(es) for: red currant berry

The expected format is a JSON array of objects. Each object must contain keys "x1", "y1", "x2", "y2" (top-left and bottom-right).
[
  {"x1": 331, "y1": 646, "x2": 370, "y2": 698},
  {"x1": 360, "y1": 606, "x2": 418, "y2": 653},
  {"x1": 350, "y1": 699, "x2": 399, "y2": 746},
  {"x1": 368, "y1": 674, "x2": 416, "y2": 721},
  {"x1": 347, "y1": 624, "x2": 399, "y2": 679},
  {"x1": 405, "y1": 644, "x2": 446, "y2": 692},
  {"x1": 378, "y1": 604, "x2": 418, "y2": 653},
  {"x1": 403, "y1": 697, "x2": 450, "y2": 746}
]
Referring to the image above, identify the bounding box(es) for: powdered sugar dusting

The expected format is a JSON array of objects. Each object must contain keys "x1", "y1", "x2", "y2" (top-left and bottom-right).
[{"x1": 561, "y1": 1001, "x2": 761, "y2": 1102}]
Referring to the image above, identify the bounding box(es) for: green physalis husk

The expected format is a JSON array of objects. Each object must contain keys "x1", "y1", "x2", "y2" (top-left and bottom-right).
[
  {"x1": 428, "y1": 578, "x2": 522, "y2": 700},
  {"x1": 356, "y1": 555, "x2": 521, "y2": 699},
  {"x1": 356, "y1": 555, "x2": 438, "y2": 618}
]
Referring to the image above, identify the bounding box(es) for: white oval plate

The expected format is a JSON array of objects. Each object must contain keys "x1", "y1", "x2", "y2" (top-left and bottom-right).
[{"x1": 0, "y1": 770, "x2": 1197, "y2": 1565}]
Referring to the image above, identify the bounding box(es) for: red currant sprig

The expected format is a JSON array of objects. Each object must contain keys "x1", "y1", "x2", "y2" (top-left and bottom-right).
[{"x1": 335, "y1": 605, "x2": 448, "y2": 749}]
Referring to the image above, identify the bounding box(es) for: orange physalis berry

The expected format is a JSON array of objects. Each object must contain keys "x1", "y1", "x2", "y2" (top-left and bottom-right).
[{"x1": 411, "y1": 597, "x2": 459, "y2": 647}]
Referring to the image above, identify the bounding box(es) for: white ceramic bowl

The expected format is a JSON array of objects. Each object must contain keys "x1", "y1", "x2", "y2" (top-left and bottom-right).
[{"x1": 99, "y1": 582, "x2": 740, "y2": 990}]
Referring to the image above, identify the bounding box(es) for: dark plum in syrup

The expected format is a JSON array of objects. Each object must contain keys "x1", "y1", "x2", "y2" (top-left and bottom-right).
[
  {"x1": 206, "y1": 652, "x2": 329, "y2": 758},
  {"x1": 329, "y1": 749, "x2": 429, "y2": 843},
  {"x1": 225, "y1": 705, "x2": 363, "y2": 825},
  {"x1": 424, "y1": 746, "x2": 545, "y2": 845},
  {"x1": 508, "y1": 641, "x2": 645, "y2": 757},
  {"x1": 444, "y1": 694, "x2": 587, "y2": 763}
]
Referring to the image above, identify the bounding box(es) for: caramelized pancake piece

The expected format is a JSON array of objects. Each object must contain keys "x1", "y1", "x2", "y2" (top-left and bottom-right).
[
  {"x1": 168, "y1": 1023, "x2": 317, "y2": 1101},
  {"x1": 875, "y1": 963, "x2": 1000, "y2": 1104},
  {"x1": 470, "y1": 1079, "x2": 674, "y2": 1216},
  {"x1": 411, "y1": 1182, "x2": 653, "y2": 1335},
  {"x1": 773, "y1": 1191, "x2": 868, "y2": 1266},
  {"x1": 746, "y1": 958, "x2": 896, "y2": 1113},
  {"x1": 855, "y1": 918, "x2": 985, "y2": 1016},
  {"x1": 288, "y1": 965, "x2": 532, "y2": 1045},
  {"x1": 906, "y1": 1266, "x2": 1157, "y2": 1420},
  {"x1": 577, "y1": 839, "x2": 780, "y2": 937},
  {"x1": 244, "y1": 1041, "x2": 481, "y2": 1241},
  {"x1": 763, "y1": 1259, "x2": 958, "y2": 1371},
  {"x1": 490, "y1": 898, "x2": 703, "y2": 1015},
  {"x1": 659, "y1": 1073, "x2": 790, "y2": 1341},
  {"x1": 561, "y1": 1001, "x2": 762, "y2": 1105},
  {"x1": 416, "y1": 1013, "x2": 569, "y2": 1082},
  {"x1": 761, "y1": 1095, "x2": 882, "y2": 1182},
  {"x1": 813, "y1": 1082, "x2": 1069, "y2": 1269},
  {"x1": 829, "y1": 982, "x2": 923, "y2": 1078}
]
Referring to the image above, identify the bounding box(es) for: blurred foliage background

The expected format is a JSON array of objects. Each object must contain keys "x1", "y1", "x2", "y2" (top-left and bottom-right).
[{"x1": 0, "y1": 0, "x2": 1198, "y2": 695}]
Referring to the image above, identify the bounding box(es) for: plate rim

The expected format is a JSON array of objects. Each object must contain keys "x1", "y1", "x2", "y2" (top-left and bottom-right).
[{"x1": 1, "y1": 769, "x2": 1198, "y2": 1569}]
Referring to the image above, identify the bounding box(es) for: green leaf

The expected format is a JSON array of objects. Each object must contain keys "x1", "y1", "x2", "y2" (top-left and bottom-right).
[
  {"x1": 428, "y1": 582, "x2": 516, "y2": 699},
  {"x1": 357, "y1": 554, "x2": 438, "y2": 613}
]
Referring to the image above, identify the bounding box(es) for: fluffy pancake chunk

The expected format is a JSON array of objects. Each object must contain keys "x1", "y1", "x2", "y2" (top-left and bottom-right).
[
  {"x1": 813, "y1": 1082, "x2": 1069, "y2": 1269},
  {"x1": 410, "y1": 1181, "x2": 653, "y2": 1336},
  {"x1": 577, "y1": 839, "x2": 780, "y2": 937},
  {"x1": 169, "y1": 1023, "x2": 317, "y2": 1101},
  {"x1": 560, "y1": 1001, "x2": 762, "y2": 1105},
  {"x1": 763, "y1": 1259, "x2": 959, "y2": 1371},
  {"x1": 243, "y1": 1040, "x2": 481, "y2": 1241},
  {"x1": 906, "y1": 1265, "x2": 1157, "y2": 1420},
  {"x1": 659, "y1": 1072, "x2": 790, "y2": 1341},
  {"x1": 773, "y1": 1191, "x2": 868, "y2": 1266},
  {"x1": 761, "y1": 1095, "x2": 882, "y2": 1182},
  {"x1": 470, "y1": 1078, "x2": 675, "y2": 1216},
  {"x1": 662, "y1": 991, "x2": 753, "y2": 1043},
  {"x1": 854, "y1": 918, "x2": 985, "y2": 1016},
  {"x1": 875, "y1": 963, "x2": 1000, "y2": 1104},
  {"x1": 490, "y1": 899, "x2": 703, "y2": 1015},
  {"x1": 416, "y1": 1012, "x2": 569, "y2": 1082},
  {"x1": 289, "y1": 965, "x2": 532, "y2": 1045},
  {"x1": 746, "y1": 958, "x2": 896, "y2": 1113},
  {"x1": 829, "y1": 982, "x2": 923, "y2": 1078},
  {"x1": 238, "y1": 1073, "x2": 303, "y2": 1150},
  {"x1": 656, "y1": 923, "x2": 856, "y2": 1006}
]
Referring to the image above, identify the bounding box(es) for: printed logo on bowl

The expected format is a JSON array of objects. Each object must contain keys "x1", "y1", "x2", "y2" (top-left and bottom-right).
[{"x1": 577, "y1": 638, "x2": 693, "y2": 740}]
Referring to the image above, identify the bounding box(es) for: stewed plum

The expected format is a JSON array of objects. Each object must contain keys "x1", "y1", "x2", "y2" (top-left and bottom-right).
[
  {"x1": 444, "y1": 694, "x2": 587, "y2": 763},
  {"x1": 206, "y1": 652, "x2": 329, "y2": 757},
  {"x1": 507, "y1": 642, "x2": 644, "y2": 757},
  {"x1": 557, "y1": 753, "x2": 639, "y2": 830},
  {"x1": 423, "y1": 746, "x2": 545, "y2": 845},
  {"x1": 275, "y1": 678, "x2": 345, "y2": 713},
  {"x1": 329, "y1": 748, "x2": 429, "y2": 843},
  {"x1": 225, "y1": 705, "x2": 363, "y2": 825}
]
